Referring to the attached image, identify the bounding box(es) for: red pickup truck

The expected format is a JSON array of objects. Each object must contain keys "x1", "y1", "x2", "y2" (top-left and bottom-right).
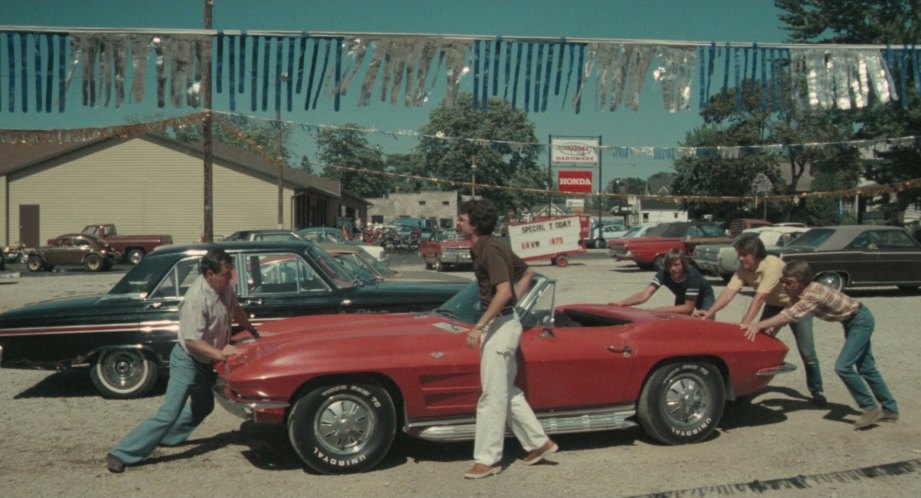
[{"x1": 78, "y1": 224, "x2": 173, "y2": 264}]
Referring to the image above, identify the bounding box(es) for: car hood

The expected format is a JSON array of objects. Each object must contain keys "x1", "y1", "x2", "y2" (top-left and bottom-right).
[
  {"x1": 434, "y1": 241, "x2": 471, "y2": 249},
  {"x1": 352, "y1": 280, "x2": 468, "y2": 297}
]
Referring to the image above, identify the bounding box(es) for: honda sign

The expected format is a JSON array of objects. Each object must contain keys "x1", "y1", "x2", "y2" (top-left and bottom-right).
[{"x1": 558, "y1": 170, "x2": 593, "y2": 193}]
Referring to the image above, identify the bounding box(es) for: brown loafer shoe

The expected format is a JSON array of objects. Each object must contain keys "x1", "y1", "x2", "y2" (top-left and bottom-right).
[
  {"x1": 521, "y1": 439, "x2": 559, "y2": 465},
  {"x1": 853, "y1": 407, "x2": 882, "y2": 429},
  {"x1": 106, "y1": 453, "x2": 126, "y2": 473},
  {"x1": 463, "y1": 463, "x2": 501, "y2": 479}
]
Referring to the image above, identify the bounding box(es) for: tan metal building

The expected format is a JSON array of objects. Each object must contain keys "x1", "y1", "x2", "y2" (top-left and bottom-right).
[{"x1": 0, "y1": 134, "x2": 366, "y2": 248}]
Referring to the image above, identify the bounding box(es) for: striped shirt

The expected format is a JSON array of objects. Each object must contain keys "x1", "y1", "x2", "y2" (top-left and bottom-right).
[{"x1": 781, "y1": 282, "x2": 861, "y2": 323}]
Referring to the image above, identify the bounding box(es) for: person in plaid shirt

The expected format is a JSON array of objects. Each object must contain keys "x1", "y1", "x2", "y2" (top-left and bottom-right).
[{"x1": 742, "y1": 261, "x2": 899, "y2": 430}]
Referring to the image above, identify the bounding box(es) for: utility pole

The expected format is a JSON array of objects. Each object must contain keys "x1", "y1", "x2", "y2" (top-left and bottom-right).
[
  {"x1": 276, "y1": 74, "x2": 288, "y2": 229},
  {"x1": 202, "y1": 0, "x2": 213, "y2": 242},
  {"x1": 471, "y1": 154, "x2": 477, "y2": 198}
]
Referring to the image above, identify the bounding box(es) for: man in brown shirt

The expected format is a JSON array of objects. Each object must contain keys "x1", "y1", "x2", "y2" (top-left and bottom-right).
[{"x1": 458, "y1": 199, "x2": 556, "y2": 479}]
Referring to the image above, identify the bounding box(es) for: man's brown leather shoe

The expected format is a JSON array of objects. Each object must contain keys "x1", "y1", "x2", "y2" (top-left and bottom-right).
[
  {"x1": 463, "y1": 463, "x2": 501, "y2": 479},
  {"x1": 521, "y1": 439, "x2": 559, "y2": 465}
]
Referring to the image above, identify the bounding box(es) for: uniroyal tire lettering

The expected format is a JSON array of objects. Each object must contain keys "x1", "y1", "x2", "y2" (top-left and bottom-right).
[
  {"x1": 322, "y1": 385, "x2": 347, "y2": 396},
  {"x1": 312, "y1": 447, "x2": 366, "y2": 467}
]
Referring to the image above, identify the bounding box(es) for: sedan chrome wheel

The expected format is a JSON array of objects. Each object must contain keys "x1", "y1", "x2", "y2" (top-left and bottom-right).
[
  {"x1": 90, "y1": 349, "x2": 159, "y2": 398},
  {"x1": 814, "y1": 272, "x2": 845, "y2": 292},
  {"x1": 314, "y1": 394, "x2": 376, "y2": 457}
]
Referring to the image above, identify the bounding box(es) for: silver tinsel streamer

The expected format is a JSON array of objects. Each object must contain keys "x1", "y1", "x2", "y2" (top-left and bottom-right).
[
  {"x1": 790, "y1": 48, "x2": 895, "y2": 110},
  {"x1": 654, "y1": 46, "x2": 697, "y2": 112}
]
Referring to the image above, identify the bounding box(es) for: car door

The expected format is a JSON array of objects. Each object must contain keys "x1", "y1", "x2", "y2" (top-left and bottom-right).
[
  {"x1": 871, "y1": 229, "x2": 921, "y2": 284},
  {"x1": 840, "y1": 231, "x2": 882, "y2": 284},
  {"x1": 235, "y1": 251, "x2": 343, "y2": 324},
  {"x1": 515, "y1": 286, "x2": 636, "y2": 410},
  {"x1": 519, "y1": 323, "x2": 637, "y2": 411}
]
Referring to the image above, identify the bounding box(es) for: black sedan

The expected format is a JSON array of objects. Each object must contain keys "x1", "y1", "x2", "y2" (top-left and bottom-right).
[
  {"x1": 0, "y1": 240, "x2": 467, "y2": 398},
  {"x1": 769, "y1": 225, "x2": 921, "y2": 292},
  {"x1": 26, "y1": 233, "x2": 120, "y2": 272}
]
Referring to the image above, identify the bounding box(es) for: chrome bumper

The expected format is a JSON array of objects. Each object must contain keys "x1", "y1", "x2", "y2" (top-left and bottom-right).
[
  {"x1": 757, "y1": 362, "x2": 798, "y2": 376},
  {"x1": 212, "y1": 381, "x2": 289, "y2": 420}
]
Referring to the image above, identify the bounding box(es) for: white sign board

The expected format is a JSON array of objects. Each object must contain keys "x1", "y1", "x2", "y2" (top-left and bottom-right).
[
  {"x1": 550, "y1": 137, "x2": 599, "y2": 164},
  {"x1": 508, "y1": 216, "x2": 582, "y2": 260}
]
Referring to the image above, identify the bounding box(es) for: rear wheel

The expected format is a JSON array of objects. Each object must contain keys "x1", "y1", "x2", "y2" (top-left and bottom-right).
[
  {"x1": 637, "y1": 361, "x2": 725, "y2": 445},
  {"x1": 26, "y1": 255, "x2": 45, "y2": 272},
  {"x1": 127, "y1": 249, "x2": 145, "y2": 265},
  {"x1": 84, "y1": 254, "x2": 104, "y2": 272},
  {"x1": 90, "y1": 349, "x2": 159, "y2": 398},
  {"x1": 288, "y1": 382, "x2": 396, "y2": 474},
  {"x1": 552, "y1": 255, "x2": 569, "y2": 267},
  {"x1": 814, "y1": 272, "x2": 845, "y2": 292}
]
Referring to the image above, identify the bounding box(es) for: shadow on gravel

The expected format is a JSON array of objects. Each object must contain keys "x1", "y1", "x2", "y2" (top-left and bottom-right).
[{"x1": 13, "y1": 369, "x2": 167, "y2": 399}]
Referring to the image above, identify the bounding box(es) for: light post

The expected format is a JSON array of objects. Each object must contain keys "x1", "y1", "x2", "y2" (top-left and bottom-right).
[{"x1": 275, "y1": 73, "x2": 288, "y2": 229}]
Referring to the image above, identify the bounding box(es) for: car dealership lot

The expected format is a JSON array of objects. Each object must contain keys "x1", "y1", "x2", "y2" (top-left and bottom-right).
[{"x1": 2, "y1": 250, "x2": 920, "y2": 497}]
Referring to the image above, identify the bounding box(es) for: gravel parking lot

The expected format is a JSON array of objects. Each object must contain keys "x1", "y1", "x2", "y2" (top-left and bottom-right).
[{"x1": 1, "y1": 250, "x2": 920, "y2": 497}]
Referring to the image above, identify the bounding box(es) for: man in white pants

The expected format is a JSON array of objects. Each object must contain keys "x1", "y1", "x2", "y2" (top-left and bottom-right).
[{"x1": 458, "y1": 199, "x2": 558, "y2": 479}]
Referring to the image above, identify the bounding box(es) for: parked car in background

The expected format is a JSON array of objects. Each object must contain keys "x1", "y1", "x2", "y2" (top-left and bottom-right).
[
  {"x1": 694, "y1": 225, "x2": 809, "y2": 282},
  {"x1": 418, "y1": 228, "x2": 472, "y2": 271},
  {"x1": 297, "y1": 226, "x2": 387, "y2": 262},
  {"x1": 608, "y1": 221, "x2": 729, "y2": 270},
  {"x1": 727, "y1": 218, "x2": 773, "y2": 237},
  {"x1": 589, "y1": 222, "x2": 628, "y2": 248},
  {"x1": 0, "y1": 240, "x2": 466, "y2": 399},
  {"x1": 26, "y1": 233, "x2": 120, "y2": 273},
  {"x1": 321, "y1": 243, "x2": 470, "y2": 284},
  {"x1": 223, "y1": 229, "x2": 302, "y2": 242},
  {"x1": 769, "y1": 225, "x2": 921, "y2": 292},
  {"x1": 604, "y1": 223, "x2": 659, "y2": 254},
  {"x1": 80, "y1": 224, "x2": 172, "y2": 265},
  {"x1": 214, "y1": 274, "x2": 794, "y2": 474}
]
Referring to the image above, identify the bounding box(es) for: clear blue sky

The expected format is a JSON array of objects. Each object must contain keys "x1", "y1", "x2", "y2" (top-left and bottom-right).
[{"x1": 1, "y1": 0, "x2": 788, "y2": 181}]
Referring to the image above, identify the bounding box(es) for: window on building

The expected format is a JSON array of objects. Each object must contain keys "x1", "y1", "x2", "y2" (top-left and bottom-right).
[
  {"x1": 371, "y1": 215, "x2": 383, "y2": 224},
  {"x1": 419, "y1": 200, "x2": 427, "y2": 206},
  {"x1": 440, "y1": 218, "x2": 454, "y2": 228},
  {"x1": 442, "y1": 201, "x2": 450, "y2": 206}
]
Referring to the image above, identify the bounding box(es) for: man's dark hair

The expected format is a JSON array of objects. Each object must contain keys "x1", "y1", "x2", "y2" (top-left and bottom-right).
[
  {"x1": 200, "y1": 247, "x2": 233, "y2": 275},
  {"x1": 782, "y1": 260, "x2": 813, "y2": 284},
  {"x1": 733, "y1": 234, "x2": 767, "y2": 260},
  {"x1": 460, "y1": 199, "x2": 498, "y2": 236}
]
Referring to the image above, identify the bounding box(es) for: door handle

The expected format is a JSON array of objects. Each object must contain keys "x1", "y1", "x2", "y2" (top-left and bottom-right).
[{"x1": 607, "y1": 345, "x2": 632, "y2": 357}]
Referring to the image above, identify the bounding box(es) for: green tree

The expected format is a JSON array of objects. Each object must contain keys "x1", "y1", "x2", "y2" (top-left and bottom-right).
[
  {"x1": 416, "y1": 93, "x2": 547, "y2": 211},
  {"x1": 385, "y1": 152, "x2": 426, "y2": 193},
  {"x1": 316, "y1": 124, "x2": 393, "y2": 198},
  {"x1": 776, "y1": 0, "x2": 921, "y2": 219},
  {"x1": 299, "y1": 155, "x2": 315, "y2": 174}
]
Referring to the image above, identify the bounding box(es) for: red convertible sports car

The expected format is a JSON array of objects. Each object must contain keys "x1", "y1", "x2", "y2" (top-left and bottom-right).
[{"x1": 215, "y1": 275, "x2": 794, "y2": 474}]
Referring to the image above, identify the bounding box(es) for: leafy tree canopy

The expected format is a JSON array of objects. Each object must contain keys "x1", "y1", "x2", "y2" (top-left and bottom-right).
[
  {"x1": 416, "y1": 93, "x2": 548, "y2": 212},
  {"x1": 316, "y1": 124, "x2": 393, "y2": 198}
]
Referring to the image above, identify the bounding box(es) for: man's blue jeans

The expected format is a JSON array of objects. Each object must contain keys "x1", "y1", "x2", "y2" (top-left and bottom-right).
[
  {"x1": 111, "y1": 345, "x2": 217, "y2": 464},
  {"x1": 836, "y1": 306, "x2": 898, "y2": 412},
  {"x1": 762, "y1": 305, "x2": 823, "y2": 396}
]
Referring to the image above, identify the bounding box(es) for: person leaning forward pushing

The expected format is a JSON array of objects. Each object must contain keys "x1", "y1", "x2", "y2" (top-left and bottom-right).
[
  {"x1": 694, "y1": 234, "x2": 825, "y2": 406},
  {"x1": 106, "y1": 247, "x2": 259, "y2": 473},
  {"x1": 742, "y1": 261, "x2": 899, "y2": 430},
  {"x1": 458, "y1": 199, "x2": 558, "y2": 479}
]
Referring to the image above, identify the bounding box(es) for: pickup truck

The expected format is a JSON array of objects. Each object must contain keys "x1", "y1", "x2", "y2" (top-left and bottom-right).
[{"x1": 78, "y1": 224, "x2": 173, "y2": 265}]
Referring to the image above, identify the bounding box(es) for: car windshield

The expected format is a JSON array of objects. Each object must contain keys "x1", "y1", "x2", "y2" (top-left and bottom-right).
[
  {"x1": 786, "y1": 228, "x2": 835, "y2": 248},
  {"x1": 333, "y1": 253, "x2": 380, "y2": 281},
  {"x1": 305, "y1": 244, "x2": 363, "y2": 288},
  {"x1": 433, "y1": 274, "x2": 550, "y2": 325},
  {"x1": 354, "y1": 249, "x2": 396, "y2": 276}
]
